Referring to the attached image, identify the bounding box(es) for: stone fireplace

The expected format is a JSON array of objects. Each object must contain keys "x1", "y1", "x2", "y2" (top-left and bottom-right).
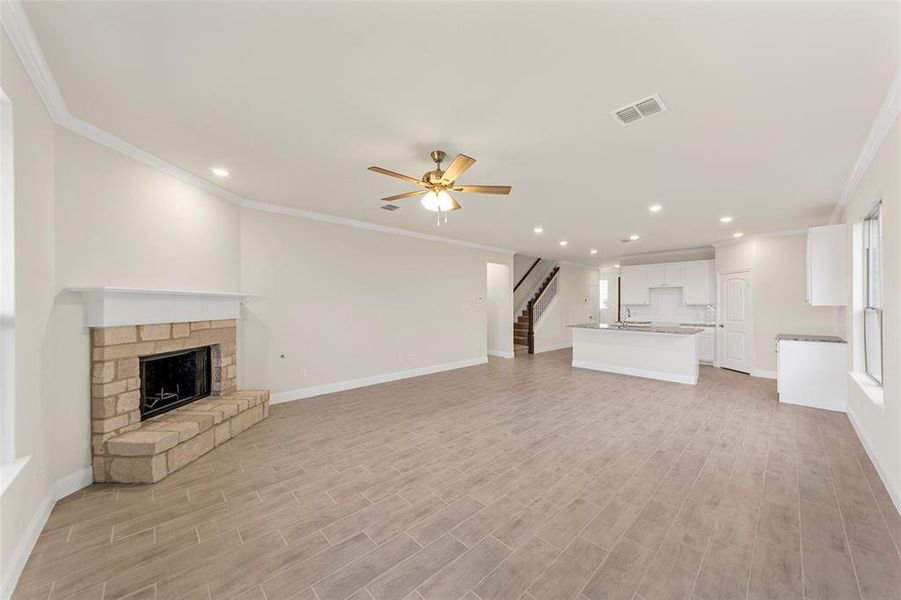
[{"x1": 77, "y1": 287, "x2": 269, "y2": 484}]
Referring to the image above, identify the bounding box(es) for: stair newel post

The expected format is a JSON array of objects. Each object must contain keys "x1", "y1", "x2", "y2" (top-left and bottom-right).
[{"x1": 527, "y1": 299, "x2": 535, "y2": 355}]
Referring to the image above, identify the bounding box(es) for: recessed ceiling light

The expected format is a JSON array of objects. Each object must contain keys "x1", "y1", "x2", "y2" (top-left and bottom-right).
[
  {"x1": 614, "y1": 264, "x2": 621, "y2": 268},
  {"x1": 720, "y1": 216, "x2": 733, "y2": 223},
  {"x1": 629, "y1": 234, "x2": 640, "y2": 241},
  {"x1": 211, "y1": 167, "x2": 229, "y2": 177},
  {"x1": 533, "y1": 227, "x2": 544, "y2": 234},
  {"x1": 590, "y1": 249, "x2": 598, "y2": 255},
  {"x1": 559, "y1": 241, "x2": 568, "y2": 246},
  {"x1": 733, "y1": 232, "x2": 744, "y2": 238},
  {"x1": 648, "y1": 205, "x2": 662, "y2": 212}
]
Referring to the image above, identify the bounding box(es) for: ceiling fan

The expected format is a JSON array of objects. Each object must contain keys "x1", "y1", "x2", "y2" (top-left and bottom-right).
[{"x1": 368, "y1": 150, "x2": 511, "y2": 224}]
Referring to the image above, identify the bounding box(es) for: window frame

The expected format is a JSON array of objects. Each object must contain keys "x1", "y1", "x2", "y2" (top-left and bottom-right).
[
  {"x1": 862, "y1": 201, "x2": 883, "y2": 386},
  {"x1": 599, "y1": 279, "x2": 609, "y2": 310}
]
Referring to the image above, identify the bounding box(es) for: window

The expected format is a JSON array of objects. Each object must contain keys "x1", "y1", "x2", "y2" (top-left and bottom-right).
[
  {"x1": 599, "y1": 280, "x2": 609, "y2": 310},
  {"x1": 863, "y1": 202, "x2": 883, "y2": 385}
]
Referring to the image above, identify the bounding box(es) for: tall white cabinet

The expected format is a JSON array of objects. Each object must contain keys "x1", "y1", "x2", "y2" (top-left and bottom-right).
[
  {"x1": 806, "y1": 224, "x2": 848, "y2": 306},
  {"x1": 620, "y1": 266, "x2": 651, "y2": 305},
  {"x1": 682, "y1": 261, "x2": 715, "y2": 305}
]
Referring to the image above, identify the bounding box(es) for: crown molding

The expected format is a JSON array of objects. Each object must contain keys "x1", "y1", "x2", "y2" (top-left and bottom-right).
[
  {"x1": 0, "y1": 0, "x2": 67, "y2": 120},
  {"x1": 558, "y1": 260, "x2": 598, "y2": 269},
  {"x1": 711, "y1": 228, "x2": 807, "y2": 248},
  {"x1": 830, "y1": 70, "x2": 901, "y2": 224},
  {"x1": 617, "y1": 245, "x2": 714, "y2": 261},
  {"x1": 0, "y1": 0, "x2": 515, "y2": 256}
]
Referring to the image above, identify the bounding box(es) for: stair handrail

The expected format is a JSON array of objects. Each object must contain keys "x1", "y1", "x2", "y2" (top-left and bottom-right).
[
  {"x1": 514, "y1": 258, "x2": 542, "y2": 292},
  {"x1": 527, "y1": 266, "x2": 560, "y2": 354}
]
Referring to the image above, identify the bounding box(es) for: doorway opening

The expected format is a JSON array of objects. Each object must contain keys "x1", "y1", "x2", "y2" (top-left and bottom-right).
[{"x1": 486, "y1": 263, "x2": 513, "y2": 358}]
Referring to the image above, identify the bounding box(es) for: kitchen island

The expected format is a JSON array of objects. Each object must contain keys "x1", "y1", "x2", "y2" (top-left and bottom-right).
[{"x1": 568, "y1": 323, "x2": 703, "y2": 385}]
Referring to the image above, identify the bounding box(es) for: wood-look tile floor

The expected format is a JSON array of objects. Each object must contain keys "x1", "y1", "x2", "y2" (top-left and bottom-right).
[{"x1": 14, "y1": 350, "x2": 901, "y2": 600}]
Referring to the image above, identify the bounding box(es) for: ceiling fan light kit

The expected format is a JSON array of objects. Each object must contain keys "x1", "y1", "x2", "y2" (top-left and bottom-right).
[{"x1": 368, "y1": 149, "x2": 511, "y2": 225}]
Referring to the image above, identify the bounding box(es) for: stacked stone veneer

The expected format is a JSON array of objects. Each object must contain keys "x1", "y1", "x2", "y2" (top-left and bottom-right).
[{"x1": 91, "y1": 320, "x2": 269, "y2": 484}]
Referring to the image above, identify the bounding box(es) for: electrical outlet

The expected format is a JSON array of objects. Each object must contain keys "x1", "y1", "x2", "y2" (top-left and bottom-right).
[{"x1": 299, "y1": 368, "x2": 309, "y2": 378}]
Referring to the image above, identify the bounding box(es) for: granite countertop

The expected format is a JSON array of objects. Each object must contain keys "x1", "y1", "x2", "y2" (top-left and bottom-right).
[
  {"x1": 776, "y1": 333, "x2": 847, "y2": 344},
  {"x1": 569, "y1": 323, "x2": 703, "y2": 335},
  {"x1": 679, "y1": 322, "x2": 716, "y2": 327}
]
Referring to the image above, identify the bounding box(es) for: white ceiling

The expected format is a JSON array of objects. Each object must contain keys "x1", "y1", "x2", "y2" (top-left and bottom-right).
[{"x1": 23, "y1": 1, "x2": 900, "y2": 261}]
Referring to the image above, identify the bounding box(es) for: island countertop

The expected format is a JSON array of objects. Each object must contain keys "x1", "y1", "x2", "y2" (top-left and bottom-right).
[
  {"x1": 776, "y1": 333, "x2": 847, "y2": 344},
  {"x1": 568, "y1": 323, "x2": 703, "y2": 335}
]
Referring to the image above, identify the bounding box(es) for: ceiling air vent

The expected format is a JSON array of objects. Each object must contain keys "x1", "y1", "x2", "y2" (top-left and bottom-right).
[
  {"x1": 611, "y1": 94, "x2": 667, "y2": 125},
  {"x1": 381, "y1": 204, "x2": 400, "y2": 211}
]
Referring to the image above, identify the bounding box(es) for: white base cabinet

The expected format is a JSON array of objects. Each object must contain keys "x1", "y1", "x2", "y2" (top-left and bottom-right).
[
  {"x1": 777, "y1": 340, "x2": 848, "y2": 412},
  {"x1": 697, "y1": 326, "x2": 715, "y2": 364}
]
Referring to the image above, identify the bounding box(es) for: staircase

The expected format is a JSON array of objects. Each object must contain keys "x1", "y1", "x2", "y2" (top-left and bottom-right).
[{"x1": 513, "y1": 265, "x2": 560, "y2": 351}]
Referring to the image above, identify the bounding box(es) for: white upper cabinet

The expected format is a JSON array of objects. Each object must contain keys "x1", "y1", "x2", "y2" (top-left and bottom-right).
[
  {"x1": 620, "y1": 260, "x2": 713, "y2": 306},
  {"x1": 647, "y1": 264, "x2": 683, "y2": 288},
  {"x1": 664, "y1": 264, "x2": 683, "y2": 287},
  {"x1": 807, "y1": 224, "x2": 848, "y2": 306},
  {"x1": 647, "y1": 265, "x2": 666, "y2": 288},
  {"x1": 620, "y1": 266, "x2": 650, "y2": 305},
  {"x1": 682, "y1": 261, "x2": 714, "y2": 305}
]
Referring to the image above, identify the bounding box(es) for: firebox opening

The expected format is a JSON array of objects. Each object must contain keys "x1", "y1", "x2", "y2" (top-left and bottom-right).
[{"x1": 139, "y1": 346, "x2": 212, "y2": 420}]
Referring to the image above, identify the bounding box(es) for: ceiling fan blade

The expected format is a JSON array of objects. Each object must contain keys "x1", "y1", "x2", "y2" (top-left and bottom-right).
[
  {"x1": 368, "y1": 166, "x2": 425, "y2": 186},
  {"x1": 453, "y1": 185, "x2": 512, "y2": 195},
  {"x1": 440, "y1": 154, "x2": 476, "y2": 183},
  {"x1": 447, "y1": 193, "x2": 462, "y2": 211},
  {"x1": 382, "y1": 190, "x2": 427, "y2": 202}
]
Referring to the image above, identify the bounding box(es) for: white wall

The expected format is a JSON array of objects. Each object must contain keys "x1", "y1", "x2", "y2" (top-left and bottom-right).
[
  {"x1": 513, "y1": 254, "x2": 539, "y2": 283},
  {"x1": 715, "y1": 234, "x2": 835, "y2": 374},
  {"x1": 487, "y1": 263, "x2": 513, "y2": 358},
  {"x1": 753, "y1": 235, "x2": 835, "y2": 372},
  {"x1": 841, "y1": 114, "x2": 900, "y2": 512},
  {"x1": 239, "y1": 208, "x2": 510, "y2": 400},
  {"x1": 1, "y1": 31, "x2": 58, "y2": 597},
  {"x1": 54, "y1": 129, "x2": 242, "y2": 291},
  {"x1": 533, "y1": 264, "x2": 599, "y2": 353}
]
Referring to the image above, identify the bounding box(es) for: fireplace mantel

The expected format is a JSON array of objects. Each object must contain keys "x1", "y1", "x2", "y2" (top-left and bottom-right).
[{"x1": 69, "y1": 287, "x2": 256, "y2": 327}]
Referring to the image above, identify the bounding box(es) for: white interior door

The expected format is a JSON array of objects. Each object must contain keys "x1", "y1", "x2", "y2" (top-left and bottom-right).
[{"x1": 718, "y1": 270, "x2": 753, "y2": 373}]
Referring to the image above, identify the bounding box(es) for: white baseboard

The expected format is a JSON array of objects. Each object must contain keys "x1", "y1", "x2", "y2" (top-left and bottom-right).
[
  {"x1": 572, "y1": 360, "x2": 698, "y2": 385},
  {"x1": 752, "y1": 369, "x2": 777, "y2": 380},
  {"x1": 1, "y1": 466, "x2": 93, "y2": 599},
  {"x1": 55, "y1": 466, "x2": 94, "y2": 500},
  {"x1": 847, "y1": 405, "x2": 901, "y2": 517},
  {"x1": 533, "y1": 342, "x2": 571, "y2": 354},
  {"x1": 487, "y1": 350, "x2": 514, "y2": 359},
  {"x1": 270, "y1": 356, "x2": 489, "y2": 404}
]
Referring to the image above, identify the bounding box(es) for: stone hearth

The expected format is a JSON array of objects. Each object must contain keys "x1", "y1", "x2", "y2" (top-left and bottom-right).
[{"x1": 90, "y1": 319, "x2": 269, "y2": 483}]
